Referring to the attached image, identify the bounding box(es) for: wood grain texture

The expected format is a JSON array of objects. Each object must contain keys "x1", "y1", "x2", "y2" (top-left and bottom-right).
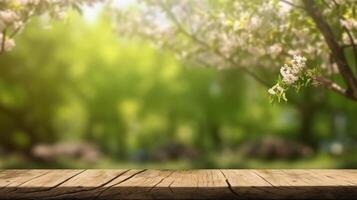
[{"x1": 0, "y1": 169, "x2": 357, "y2": 199}]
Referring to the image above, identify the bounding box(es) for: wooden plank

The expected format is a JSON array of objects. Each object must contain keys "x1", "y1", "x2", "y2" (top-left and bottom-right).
[
  {"x1": 1, "y1": 169, "x2": 84, "y2": 199},
  {"x1": 0, "y1": 169, "x2": 357, "y2": 200},
  {"x1": 163, "y1": 170, "x2": 232, "y2": 199},
  {"x1": 305, "y1": 170, "x2": 357, "y2": 185},
  {"x1": 98, "y1": 170, "x2": 234, "y2": 200},
  {"x1": 0, "y1": 170, "x2": 49, "y2": 189},
  {"x1": 47, "y1": 169, "x2": 131, "y2": 199},
  {"x1": 254, "y1": 169, "x2": 357, "y2": 199},
  {"x1": 1, "y1": 169, "x2": 147, "y2": 199},
  {"x1": 219, "y1": 169, "x2": 273, "y2": 199},
  {"x1": 258, "y1": 169, "x2": 357, "y2": 186}
]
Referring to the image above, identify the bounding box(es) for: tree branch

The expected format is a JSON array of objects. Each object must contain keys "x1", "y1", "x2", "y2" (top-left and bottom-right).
[
  {"x1": 343, "y1": 26, "x2": 357, "y2": 72},
  {"x1": 330, "y1": 0, "x2": 357, "y2": 72},
  {"x1": 302, "y1": 0, "x2": 357, "y2": 100},
  {"x1": 0, "y1": 29, "x2": 7, "y2": 56},
  {"x1": 342, "y1": 44, "x2": 357, "y2": 49},
  {"x1": 9, "y1": 7, "x2": 35, "y2": 39},
  {"x1": 314, "y1": 76, "x2": 357, "y2": 100},
  {"x1": 158, "y1": 1, "x2": 271, "y2": 88}
]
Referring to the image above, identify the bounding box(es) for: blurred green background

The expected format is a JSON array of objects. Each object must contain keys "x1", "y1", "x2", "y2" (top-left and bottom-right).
[{"x1": 1, "y1": 12, "x2": 357, "y2": 169}]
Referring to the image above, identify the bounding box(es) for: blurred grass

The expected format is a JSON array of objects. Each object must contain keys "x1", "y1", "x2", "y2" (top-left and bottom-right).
[{"x1": 1, "y1": 152, "x2": 354, "y2": 169}]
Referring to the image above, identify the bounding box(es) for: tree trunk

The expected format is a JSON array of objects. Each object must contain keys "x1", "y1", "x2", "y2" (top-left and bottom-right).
[
  {"x1": 209, "y1": 121, "x2": 222, "y2": 150},
  {"x1": 303, "y1": 0, "x2": 357, "y2": 100},
  {"x1": 299, "y1": 105, "x2": 316, "y2": 148}
]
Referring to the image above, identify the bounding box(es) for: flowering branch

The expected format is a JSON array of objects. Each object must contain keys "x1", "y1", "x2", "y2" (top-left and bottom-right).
[
  {"x1": 268, "y1": 55, "x2": 316, "y2": 102},
  {"x1": 302, "y1": 0, "x2": 357, "y2": 100},
  {"x1": 330, "y1": 0, "x2": 357, "y2": 72},
  {"x1": 0, "y1": 0, "x2": 101, "y2": 56},
  {"x1": 269, "y1": 55, "x2": 357, "y2": 102},
  {"x1": 112, "y1": 0, "x2": 357, "y2": 103},
  {"x1": 158, "y1": 1, "x2": 271, "y2": 88}
]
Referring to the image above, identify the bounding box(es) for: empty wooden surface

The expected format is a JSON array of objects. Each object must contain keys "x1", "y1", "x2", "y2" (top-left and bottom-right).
[{"x1": 0, "y1": 169, "x2": 357, "y2": 199}]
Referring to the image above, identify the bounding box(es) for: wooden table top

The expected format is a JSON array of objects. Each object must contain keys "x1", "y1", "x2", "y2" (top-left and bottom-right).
[{"x1": 0, "y1": 169, "x2": 357, "y2": 199}]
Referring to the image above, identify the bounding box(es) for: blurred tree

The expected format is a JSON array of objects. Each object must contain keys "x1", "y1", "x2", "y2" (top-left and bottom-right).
[
  {"x1": 0, "y1": 7, "x2": 356, "y2": 163},
  {"x1": 0, "y1": 0, "x2": 101, "y2": 55},
  {"x1": 0, "y1": 19, "x2": 75, "y2": 154},
  {"x1": 111, "y1": 0, "x2": 357, "y2": 146},
  {"x1": 112, "y1": 0, "x2": 357, "y2": 101}
]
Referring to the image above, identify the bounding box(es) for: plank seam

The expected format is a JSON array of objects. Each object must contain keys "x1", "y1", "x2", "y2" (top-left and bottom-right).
[
  {"x1": 252, "y1": 170, "x2": 274, "y2": 187},
  {"x1": 11, "y1": 171, "x2": 51, "y2": 192},
  {"x1": 93, "y1": 169, "x2": 147, "y2": 200},
  {"x1": 0, "y1": 171, "x2": 49, "y2": 191},
  {"x1": 20, "y1": 169, "x2": 87, "y2": 194},
  {"x1": 168, "y1": 179, "x2": 175, "y2": 193},
  {"x1": 148, "y1": 171, "x2": 175, "y2": 192},
  {"x1": 219, "y1": 170, "x2": 240, "y2": 198},
  {"x1": 34, "y1": 169, "x2": 132, "y2": 200}
]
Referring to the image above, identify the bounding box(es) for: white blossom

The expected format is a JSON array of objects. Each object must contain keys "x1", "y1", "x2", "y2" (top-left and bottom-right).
[
  {"x1": 291, "y1": 55, "x2": 307, "y2": 71},
  {"x1": 280, "y1": 64, "x2": 292, "y2": 77},
  {"x1": 4, "y1": 38, "x2": 15, "y2": 51},
  {"x1": 278, "y1": 55, "x2": 306, "y2": 85},
  {"x1": 0, "y1": 0, "x2": 101, "y2": 54},
  {"x1": 268, "y1": 44, "x2": 282, "y2": 58},
  {"x1": 283, "y1": 74, "x2": 299, "y2": 85},
  {"x1": 0, "y1": 10, "x2": 18, "y2": 25},
  {"x1": 340, "y1": 19, "x2": 357, "y2": 30},
  {"x1": 0, "y1": 34, "x2": 16, "y2": 51},
  {"x1": 111, "y1": 0, "x2": 351, "y2": 102}
]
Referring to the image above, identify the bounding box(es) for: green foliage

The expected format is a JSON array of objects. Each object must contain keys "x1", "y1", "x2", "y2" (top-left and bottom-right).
[{"x1": 0, "y1": 11, "x2": 357, "y2": 168}]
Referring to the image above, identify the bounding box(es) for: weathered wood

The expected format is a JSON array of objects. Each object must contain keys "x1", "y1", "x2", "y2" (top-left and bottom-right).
[
  {"x1": 0, "y1": 169, "x2": 357, "y2": 199},
  {"x1": 0, "y1": 170, "x2": 49, "y2": 189}
]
